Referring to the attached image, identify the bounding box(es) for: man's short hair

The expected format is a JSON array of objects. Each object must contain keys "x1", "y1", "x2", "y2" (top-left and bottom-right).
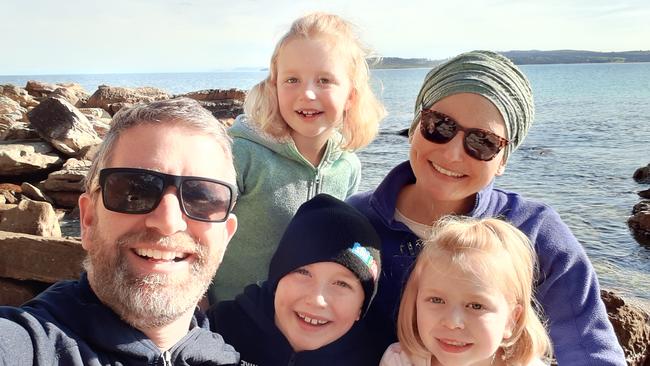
[{"x1": 84, "y1": 97, "x2": 234, "y2": 194}]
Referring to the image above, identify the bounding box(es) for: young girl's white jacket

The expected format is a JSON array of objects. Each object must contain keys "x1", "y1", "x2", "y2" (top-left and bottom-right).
[
  {"x1": 379, "y1": 342, "x2": 548, "y2": 366},
  {"x1": 209, "y1": 115, "x2": 362, "y2": 302}
]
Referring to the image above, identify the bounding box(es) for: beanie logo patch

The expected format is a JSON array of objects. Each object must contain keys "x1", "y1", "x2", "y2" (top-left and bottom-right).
[{"x1": 349, "y1": 243, "x2": 378, "y2": 280}]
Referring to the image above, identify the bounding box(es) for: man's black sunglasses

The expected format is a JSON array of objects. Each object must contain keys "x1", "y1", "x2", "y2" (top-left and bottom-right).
[{"x1": 98, "y1": 168, "x2": 237, "y2": 222}]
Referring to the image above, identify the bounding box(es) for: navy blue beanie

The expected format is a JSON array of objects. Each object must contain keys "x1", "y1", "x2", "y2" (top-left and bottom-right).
[{"x1": 268, "y1": 194, "x2": 381, "y2": 316}]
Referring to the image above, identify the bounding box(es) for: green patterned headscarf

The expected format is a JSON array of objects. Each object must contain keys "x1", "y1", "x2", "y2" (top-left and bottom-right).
[{"x1": 408, "y1": 50, "x2": 534, "y2": 161}]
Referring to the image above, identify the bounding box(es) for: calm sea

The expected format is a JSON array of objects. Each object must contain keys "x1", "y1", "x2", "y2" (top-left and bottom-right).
[{"x1": 2, "y1": 63, "x2": 649, "y2": 300}]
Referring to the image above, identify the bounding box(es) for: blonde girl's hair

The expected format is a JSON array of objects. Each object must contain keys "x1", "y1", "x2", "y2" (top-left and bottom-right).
[
  {"x1": 397, "y1": 216, "x2": 553, "y2": 365},
  {"x1": 243, "y1": 12, "x2": 386, "y2": 150}
]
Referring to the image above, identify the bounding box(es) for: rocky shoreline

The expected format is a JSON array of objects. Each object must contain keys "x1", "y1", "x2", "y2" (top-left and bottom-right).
[
  {"x1": 1, "y1": 81, "x2": 649, "y2": 364},
  {"x1": 630, "y1": 164, "x2": 650, "y2": 248}
]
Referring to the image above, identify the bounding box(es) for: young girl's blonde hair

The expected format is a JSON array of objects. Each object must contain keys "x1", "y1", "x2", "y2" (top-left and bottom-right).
[
  {"x1": 244, "y1": 12, "x2": 386, "y2": 150},
  {"x1": 397, "y1": 216, "x2": 553, "y2": 365}
]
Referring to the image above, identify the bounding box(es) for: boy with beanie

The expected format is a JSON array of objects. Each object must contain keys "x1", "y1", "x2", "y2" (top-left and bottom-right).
[{"x1": 207, "y1": 194, "x2": 384, "y2": 366}]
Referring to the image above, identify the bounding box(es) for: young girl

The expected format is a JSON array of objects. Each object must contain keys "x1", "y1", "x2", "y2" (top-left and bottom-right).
[
  {"x1": 209, "y1": 12, "x2": 386, "y2": 303},
  {"x1": 209, "y1": 194, "x2": 385, "y2": 365},
  {"x1": 380, "y1": 217, "x2": 552, "y2": 366}
]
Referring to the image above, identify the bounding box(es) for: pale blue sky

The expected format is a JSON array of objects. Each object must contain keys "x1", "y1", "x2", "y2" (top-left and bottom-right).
[{"x1": 2, "y1": 0, "x2": 649, "y2": 75}]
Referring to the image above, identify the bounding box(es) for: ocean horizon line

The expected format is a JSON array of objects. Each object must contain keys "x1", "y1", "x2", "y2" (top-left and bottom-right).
[{"x1": 4, "y1": 49, "x2": 650, "y2": 77}]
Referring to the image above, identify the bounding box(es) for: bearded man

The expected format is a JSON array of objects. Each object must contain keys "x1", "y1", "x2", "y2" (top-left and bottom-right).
[{"x1": 0, "y1": 98, "x2": 239, "y2": 365}]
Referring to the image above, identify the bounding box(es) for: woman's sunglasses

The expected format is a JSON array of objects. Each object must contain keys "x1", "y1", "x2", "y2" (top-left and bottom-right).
[
  {"x1": 419, "y1": 108, "x2": 509, "y2": 161},
  {"x1": 98, "y1": 168, "x2": 237, "y2": 222}
]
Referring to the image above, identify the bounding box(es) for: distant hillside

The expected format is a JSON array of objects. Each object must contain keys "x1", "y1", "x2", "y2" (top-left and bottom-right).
[
  {"x1": 371, "y1": 50, "x2": 650, "y2": 68},
  {"x1": 369, "y1": 57, "x2": 440, "y2": 69},
  {"x1": 501, "y1": 50, "x2": 650, "y2": 64}
]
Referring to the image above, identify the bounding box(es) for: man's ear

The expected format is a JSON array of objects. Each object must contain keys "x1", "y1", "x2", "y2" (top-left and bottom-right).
[
  {"x1": 78, "y1": 193, "x2": 96, "y2": 251},
  {"x1": 213, "y1": 214, "x2": 238, "y2": 268},
  {"x1": 224, "y1": 214, "x2": 238, "y2": 244}
]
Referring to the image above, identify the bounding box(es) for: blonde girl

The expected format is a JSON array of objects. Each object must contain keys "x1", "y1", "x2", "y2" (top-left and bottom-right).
[
  {"x1": 209, "y1": 12, "x2": 386, "y2": 303},
  {"x1": 381, "y1": 217, "x2": 552, "y2": 366}
]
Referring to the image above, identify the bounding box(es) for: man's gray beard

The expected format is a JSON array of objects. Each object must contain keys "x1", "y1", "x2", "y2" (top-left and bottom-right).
[{"x1": 83, "y1": 226, "x2": 219, "y2": 330}]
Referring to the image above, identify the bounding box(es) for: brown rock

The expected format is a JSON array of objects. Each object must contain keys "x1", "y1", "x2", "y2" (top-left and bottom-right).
[
  {"x1": 0, "y1": 277, "x2": 48, "y2": 306},
  {"x1": 629, "y1": 200, "x2": 650, "y2": 246},
  {"x1": 602, "y1": 290, "x2": 650, "y2": 365},
  {"x1": 179, "y1": 89, "x2": 246, "y2": 120},
  {"x1": 49, "y1": 84, "x2": 90, "y2": 108},
  {"x1": 0, "y1": 183, "x2": 22, "y2": 192},
  {"x1": 78, "y1": 109, "x2": 112, "y2": 137},
  {"x1": 0, "y1": 95, "x2": 28, "y2": 122},
  {"x1": 0, "y1": 140, "x2": 64, "y2": 176},
  {"x1": 0, "y1": 190, "x2": 17, "y2": 204},
  {"x1": 46, "y1": 191, "x2": 81, "y2": 208},
  {"x1": 87, "y1": 117, "x2": 111, "y2": 137},
  {"x1": 27, "y1": 97, "x2": 102, "y2": 157},
  {"x1": 78, "y1": 107, "x2": 111, "y2": 119},
  {"x1": 56, "y1": 83, "x2": 89, "y2": 101},
  {"x1": 0, "y1": 84, "x2": 38, "y2": 108},
  {"x1": 0, "y1": 121, "x2": 40, "y2": 141},
  {"x1": 49, "y1": 87, "x2": 81, "y2": 107},
  {"x1": 198, "y1": 100, "x2": 244, "y2": 120},
  {"x1": 106, "y1": 102, "x2": 133, "y2": 115},
  {"x1": 0, "y1": 231, "x2": 84, "y2": 283},
  {"x1": 85, "y1": 85, "x2": 170, "y2": 115},
  {"x1": 0, "y1": 199, "x2": 61, "y2": 237},
  {"x1": 42, "y1": 158, "x2": 91, "y2": 192},
  {"x1": 20, "y1": 182, "x2": 54, "y2": 204},
  {"x1": 0, "y1": 183, "x2": 20, "y2": 204},
  {"x1": 634, "y1": 164, "x2": 650, "y2": 184},
  {"x1": 181, "y1": 88, "x2": 246, "y2": 102},
  {"x1": 639, "y1": 189, "x2": 650, "y2": 199},
  {"x1": 0, "y1": 116, "x2": 11, "y2": 140},
  {"x1": 632, "y1": 201, "x2": 650, "y2": 214},
  {"x1": 25, "y1": 80, "x2": 58, "y2": 98}
]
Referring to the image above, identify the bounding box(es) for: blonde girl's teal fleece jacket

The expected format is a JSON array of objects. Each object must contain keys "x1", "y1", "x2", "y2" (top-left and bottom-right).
[{"x1": 208, "y1": 115, "x2": 361, "y2": 303}]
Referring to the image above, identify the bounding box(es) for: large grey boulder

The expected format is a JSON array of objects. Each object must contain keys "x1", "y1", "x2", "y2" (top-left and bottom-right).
[
  {"x1": 27, "y1": 97, "x2": 102, "y2": 157},
  {"x1": 0, "y1": 140, "x2": 64, "y2": 176}
]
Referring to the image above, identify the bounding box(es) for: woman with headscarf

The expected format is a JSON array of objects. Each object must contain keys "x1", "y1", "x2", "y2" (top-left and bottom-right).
[{"x1": 347, "y1": 50, "x2": 626, "y2": 365}]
